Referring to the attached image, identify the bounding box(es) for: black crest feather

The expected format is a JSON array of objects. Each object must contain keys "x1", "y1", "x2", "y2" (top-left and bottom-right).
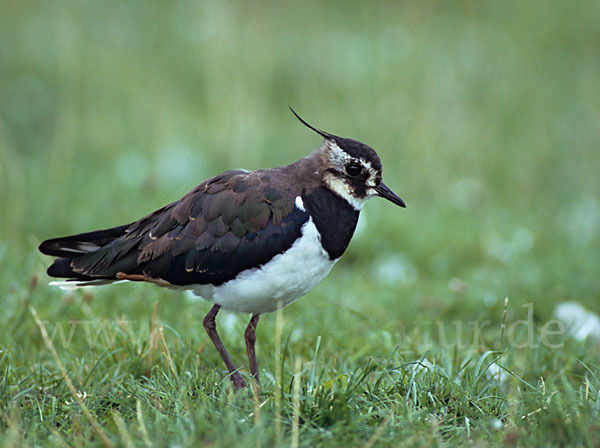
[
  {"x1": 289, "y1": 107, "x2": 334, "y2": 140},
  {"x1": 289, "y1": 106, "x2": 383, "y2": 171}
]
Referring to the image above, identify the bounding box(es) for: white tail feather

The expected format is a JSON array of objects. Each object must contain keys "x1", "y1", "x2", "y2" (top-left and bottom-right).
[
  {"x1": 49, "y1": 279, "x2": 126, "y2": 290},
  {"x1": 51, "y1": 243, "x2": 101, "y2": 254}
]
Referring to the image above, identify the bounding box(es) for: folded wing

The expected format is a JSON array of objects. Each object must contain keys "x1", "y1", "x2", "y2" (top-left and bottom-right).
[{"x1": 41, "y1": 169, "x2": 309, "y2": 287}]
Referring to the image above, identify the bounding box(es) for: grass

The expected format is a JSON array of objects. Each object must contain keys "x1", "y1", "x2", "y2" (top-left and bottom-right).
[{"x1": 1, "y1": 0, "x2": 600, "y2": 445}]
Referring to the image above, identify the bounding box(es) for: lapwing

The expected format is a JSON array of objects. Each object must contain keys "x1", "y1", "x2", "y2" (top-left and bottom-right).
[{"x1": 39, "y1": 108, "x2": 406, "y2": 391}]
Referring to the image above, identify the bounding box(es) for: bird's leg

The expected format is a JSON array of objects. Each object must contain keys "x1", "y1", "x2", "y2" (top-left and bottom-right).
[
  {"x1": 244, "y1": 314, "x2": 261, "y2": 386},
  {"x1": 202, "y1": 305, "x2": 247, "y2": 390}
]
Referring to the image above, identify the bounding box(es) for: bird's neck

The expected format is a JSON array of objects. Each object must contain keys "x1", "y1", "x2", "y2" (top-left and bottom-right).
[{"x1": 302, "y1": 185, "x2": 360, "y2": 260}]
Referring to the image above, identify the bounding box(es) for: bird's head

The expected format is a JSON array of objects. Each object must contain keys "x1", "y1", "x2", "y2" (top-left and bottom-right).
[{"x1": 291, "y1": 107, "x2": 406, "y2": 211}]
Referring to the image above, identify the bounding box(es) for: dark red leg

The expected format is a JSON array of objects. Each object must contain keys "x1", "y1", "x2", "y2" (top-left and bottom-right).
[
  {"x1": 245, "y1": 314, "x2": 261, "y2": 385},
  {"x1": 202, "y1": 305, "x2": 247, "y2": 390}
]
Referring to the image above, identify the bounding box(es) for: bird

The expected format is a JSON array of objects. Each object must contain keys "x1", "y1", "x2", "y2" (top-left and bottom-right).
[{"x1": 39, "y1": 108, "x2": 406, "y2": 391}]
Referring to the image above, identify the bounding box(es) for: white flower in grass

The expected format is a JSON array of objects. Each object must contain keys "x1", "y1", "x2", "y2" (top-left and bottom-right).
[
  {"x1": 554, "y1": 302, "x2": 600, "y2": 341},
  {"x1": 409, "y1": 358, "x2": 435, "y2": 374},
  {"x1": 65, "y1": 390, "x2": 88, "y2": 406},
  {"x1": 485, "y1": 362, "x2": 508, "y2": 384}
]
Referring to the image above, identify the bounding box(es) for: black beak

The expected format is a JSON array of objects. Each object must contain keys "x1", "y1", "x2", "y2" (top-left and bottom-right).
[{"x1": 374, "y1": 183, "x2": 406, "y2": 208}]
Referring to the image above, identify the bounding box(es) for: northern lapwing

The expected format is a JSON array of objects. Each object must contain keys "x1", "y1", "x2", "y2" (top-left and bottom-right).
[{"x1": 39, "y1": 108, "x2": 406, "y2": 391}]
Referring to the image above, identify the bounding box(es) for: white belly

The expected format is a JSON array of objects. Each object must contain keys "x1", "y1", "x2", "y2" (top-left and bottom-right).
[{"x1": 190, "y1": 217, "x2": 336, "y2": 314}]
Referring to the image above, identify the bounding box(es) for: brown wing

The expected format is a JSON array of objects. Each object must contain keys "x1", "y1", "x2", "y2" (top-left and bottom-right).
[{"x1": 61, "y1": 169, "x2": 309, "y2": 286}]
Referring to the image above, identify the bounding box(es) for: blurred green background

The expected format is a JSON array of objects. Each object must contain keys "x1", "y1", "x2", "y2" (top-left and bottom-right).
[
  {"x1": 2, "y1": 0, "x2": 598, "y2": 312},
  {"x1": 2, "y1": 0, "x2": 600, "y2": 444}
]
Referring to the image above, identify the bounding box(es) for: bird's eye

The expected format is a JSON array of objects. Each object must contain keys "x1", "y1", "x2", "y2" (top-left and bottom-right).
[{"x1": 345, "y1": 163, "x2": 362, "y2": 176}]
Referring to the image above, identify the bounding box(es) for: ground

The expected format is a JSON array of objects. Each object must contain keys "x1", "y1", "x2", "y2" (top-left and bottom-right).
[{"x1": 1, "y1": 0, "x2": 599, "y2": 446}]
